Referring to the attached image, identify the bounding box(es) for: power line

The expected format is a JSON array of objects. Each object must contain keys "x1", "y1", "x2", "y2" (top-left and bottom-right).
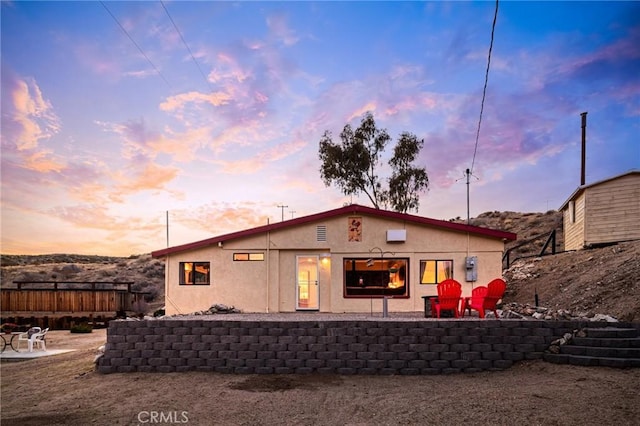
[
  {"x1": 470, "y1": 0, "x2": 499, "y2": 174},
  {"x1": 160, "y1": 1, "x2": 213, "y2": 92},
  {"x1": 100, "y1": 1, "x2": 171, "y2": 88}
]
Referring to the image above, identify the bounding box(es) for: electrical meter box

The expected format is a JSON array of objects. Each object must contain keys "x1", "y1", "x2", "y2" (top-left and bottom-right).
[{"x1": 465, "y1": 256, "x2": 478, "y2": 282}]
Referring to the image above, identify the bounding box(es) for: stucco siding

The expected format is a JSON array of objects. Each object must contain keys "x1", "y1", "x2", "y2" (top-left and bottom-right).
[{"x1": 163, "y1": 211, "x2": 510, "y2": 315}]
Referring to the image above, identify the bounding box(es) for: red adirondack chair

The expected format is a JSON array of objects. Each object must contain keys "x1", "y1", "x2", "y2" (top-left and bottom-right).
[
  {"x1": 463, "y1": 285, "x2": 488, "y2": 317},
  {"x1": 430, "y1": 279, "x2": 463, "y2": 318},
  {"x1": 467, "y1": 278, "x2": 506, "y2": 318}
]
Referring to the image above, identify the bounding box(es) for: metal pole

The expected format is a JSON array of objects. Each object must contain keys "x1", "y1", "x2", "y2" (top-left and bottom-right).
[
  {"x1": 369, "y1": 247, "x2": 394, "y2": 318},
  {"x1": 580, "y1": 112, "x2": 588, "y2": 186},
  {"x1": 381, "y1": 251, "x2": 387, "y2": 318},
  {"x1": 277, "y1": 205, "x2": 288, "y2": 222},
  {"x1": 466, "y1": 168, "x2": 471, "y2": 225}
]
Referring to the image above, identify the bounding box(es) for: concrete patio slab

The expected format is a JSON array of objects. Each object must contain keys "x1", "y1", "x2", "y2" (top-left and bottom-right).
[{"x1": 0, "y1": 348, "x2": 75, "y2": 362}]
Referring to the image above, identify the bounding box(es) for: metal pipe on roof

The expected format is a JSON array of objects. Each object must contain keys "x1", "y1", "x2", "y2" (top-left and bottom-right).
[{"x1": 581, "y1": 111, "x2": 588, "y2": 186}]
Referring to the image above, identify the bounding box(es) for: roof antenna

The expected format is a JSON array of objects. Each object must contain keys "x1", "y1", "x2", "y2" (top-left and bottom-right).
[
  {"x1": 457, "y1": 169, "x2": 478, "y2": 225},
  {"x1": 466, "y1": 169, "x2": 471, "y2": 225}
]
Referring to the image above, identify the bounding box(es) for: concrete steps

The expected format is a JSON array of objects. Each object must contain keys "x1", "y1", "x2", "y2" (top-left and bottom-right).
[{"x1": 544, "y1": 327, "x2": 640, "y2": 368}]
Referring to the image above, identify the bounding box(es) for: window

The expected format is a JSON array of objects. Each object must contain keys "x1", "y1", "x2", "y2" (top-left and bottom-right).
[
  {"x1": 343, "y1": 258, "x2": 409, "y2": 298},
  {"x1": 179, "y1": 262, "x2": 210, "y2": 285},
  {"x1": 569, "y1": 200, "x2": 576, "y2": 223},
  {"x1": 233, "y1": 253, "x2": 265, "y2": 261},
  {"x1": 420, "y1": 260, "x2": 453, "y2": 284}
]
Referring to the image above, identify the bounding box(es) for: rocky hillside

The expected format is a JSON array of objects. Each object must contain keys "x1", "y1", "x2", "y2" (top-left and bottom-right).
[
  {"x1": 1, "y1": 210, "x2": 639, "y2": 321},
  {"x1": 459, "y1": 209, "x2": 564, "y2": 261},
  {"x1": 503, "y1": 239, "x2": 640, "y2": 321},
  {"x1": 459, "y1": 210, "x2": 640, "y2": 322}
]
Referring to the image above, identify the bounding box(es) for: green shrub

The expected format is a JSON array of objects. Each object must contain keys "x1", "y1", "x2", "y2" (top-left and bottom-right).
[{"x1": 70, "y1": 323, "x2": 93, "y2": 333}]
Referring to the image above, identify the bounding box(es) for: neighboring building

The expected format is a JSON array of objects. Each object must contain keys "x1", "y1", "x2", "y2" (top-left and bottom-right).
[
  {"x1": 559, "y1": 170, "x2": 640, "y2": 251},
  {"x1": 151, "y1": 204, "x2": 516, "y2": 315}
]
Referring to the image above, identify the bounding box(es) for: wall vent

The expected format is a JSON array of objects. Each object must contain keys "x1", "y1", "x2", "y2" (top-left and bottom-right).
[{"x1": 316, "y1": 225, "x2": 327, "y2": 242}]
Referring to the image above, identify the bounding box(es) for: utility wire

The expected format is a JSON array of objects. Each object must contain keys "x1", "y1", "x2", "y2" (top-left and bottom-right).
[
  {"x1": 160, "y1": 1, "x2": 213, "y2": 92},
  {"x1": 470, "y1": 0, "x2": 499, "y2": 174},
  {"x1": 100, "y1": 1, "x2": 171, "y2": 88}
]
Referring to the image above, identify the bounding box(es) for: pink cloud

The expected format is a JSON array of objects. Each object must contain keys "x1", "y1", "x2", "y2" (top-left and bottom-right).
[
  {"x1": 4, "y1": 76, "x2": 60, "y2": 151},
  {"x1": 47, "y1": 203, "x2": 164, "y2": 236},
  {"x1": 23, "y1": 150, "x2": 66, "y2": 173},
  {"x1": 266, "y1": 13, "x2": 300, "y2": 46},
  {"x1": 149, "y1": 127, "x2": 213, "y2": 162},
  {"x1": 112, "y1": 162, "x2": 181, "y2": 200},
  {"x1": 209, "y1": 52, "x2": 252, "y2": 84},
  {"x1": 419, "y1": 93, "x2": 571, "y2": 190},
  {"x1": 0, "y1": 74, "x2": 67, "y2": 179},
  {"x1": 215, "y1": 139, "x2": 307, "y2": 174},
  {"x1": 559, "y1": 28, "x2": 640, "y2": 77},
  {"x1": 175, "y1": 201, "x2": 272, "y2": 237},
  {"x1": 159, "y1": 91, "x2": 232, "y2": 112}
]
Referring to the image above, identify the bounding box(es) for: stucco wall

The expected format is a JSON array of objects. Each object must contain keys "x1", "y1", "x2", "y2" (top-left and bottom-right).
[{"x1": 163, "y1": 213, "x2": 508, "y2": 315}]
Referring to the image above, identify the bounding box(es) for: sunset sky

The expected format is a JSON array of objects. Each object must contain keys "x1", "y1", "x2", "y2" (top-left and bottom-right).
[{"x1": 1, "y1": 1, "x2": 638, "y2": 256}]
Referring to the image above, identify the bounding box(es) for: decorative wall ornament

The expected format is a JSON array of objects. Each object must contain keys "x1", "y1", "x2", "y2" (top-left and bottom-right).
[{"x1": 348, "y1": 216, "x2": 362, "y2": 242}]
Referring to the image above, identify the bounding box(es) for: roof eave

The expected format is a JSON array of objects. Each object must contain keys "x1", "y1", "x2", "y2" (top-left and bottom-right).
[{"x1": 152, "y1": 204, "x2": 516, "y2": 258}]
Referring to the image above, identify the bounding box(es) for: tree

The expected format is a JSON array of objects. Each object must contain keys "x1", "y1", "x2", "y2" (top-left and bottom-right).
[
  {"x1": 388, "y1": 132, "x2": 429, "y2": 213},
  {"x1": 318, "y1": 112, "x2": 429, "y2": 213}
]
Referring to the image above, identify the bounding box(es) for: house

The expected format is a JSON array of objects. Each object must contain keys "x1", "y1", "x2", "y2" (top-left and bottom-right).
[
  {"x1": 151, "y1": 204, "x2": 516, "y2": 315},
  {"x1": 559, "y1": 170, "x2": 640, "y2": 251}
]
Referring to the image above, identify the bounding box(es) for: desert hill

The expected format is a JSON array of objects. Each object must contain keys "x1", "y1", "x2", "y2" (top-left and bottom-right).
[
  {"x1": 1, "y1": 210, "x2": 638, "y2": 321},
  {"x1": 0, "y1": 254, "x2": 166, "y2": 313},
  {"x1": 461, "y1": 210, "x2": 639, "y2": 322}
]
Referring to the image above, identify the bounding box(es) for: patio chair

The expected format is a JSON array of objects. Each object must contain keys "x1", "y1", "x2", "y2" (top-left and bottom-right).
[
  {"x1": 20, "y1": 328, "x2": 48, "y2": 352},
  {"x1": 467, "y1": 278, "x2": 506, "y2": 318},
  {"x1": 463, "y1": 286, "x2": 488, "y2": 316},
  {"x1": 430, "y1": 279, "x2": 463, "y2": 318},
  {"x1": 16, "y1": 327, "x2": 41, "y2": 351}
]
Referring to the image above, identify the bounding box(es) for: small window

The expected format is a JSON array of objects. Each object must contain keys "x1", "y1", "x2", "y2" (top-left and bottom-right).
[
  {"x1": 179, "y1": 262, "x2": 210, "y2": 285},
  {"x1": 569, "y1": 201, "x2": 576, "y2": 223},
  {"x1": 233, "y1": 253, "x2": 265, "y2": 261},
  {"x1": 420, "y1": 260, "x2": 453, "y2": 284}
]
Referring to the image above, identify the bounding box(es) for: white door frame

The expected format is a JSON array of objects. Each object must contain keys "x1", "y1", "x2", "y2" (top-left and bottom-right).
[{"x1": 296, "y1": 255, "x2": 319, "y2": 311}]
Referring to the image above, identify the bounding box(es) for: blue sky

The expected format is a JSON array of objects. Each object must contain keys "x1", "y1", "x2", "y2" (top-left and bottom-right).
[{"x1": 1, "y1": 1, "x2": 638, "y2": 256}]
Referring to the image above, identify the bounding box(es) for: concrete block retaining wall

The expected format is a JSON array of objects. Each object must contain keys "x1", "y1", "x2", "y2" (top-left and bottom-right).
[{"x1": 97, "y1": 319, "x2": 640, "y2": 375}]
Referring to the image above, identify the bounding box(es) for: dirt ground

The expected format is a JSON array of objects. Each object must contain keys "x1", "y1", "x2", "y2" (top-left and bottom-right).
[{"x1": 1, "y1": 329, "x2": 639, "y2": 426}]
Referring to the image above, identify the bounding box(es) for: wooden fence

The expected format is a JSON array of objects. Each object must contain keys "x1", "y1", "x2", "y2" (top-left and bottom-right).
[{"x1": 1, "y1": 281, "x2": 146, "y2": 315}]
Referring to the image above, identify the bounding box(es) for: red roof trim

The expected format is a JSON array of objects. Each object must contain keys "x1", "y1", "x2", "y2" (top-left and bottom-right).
[{"x1": 151, "y1": 204, "x2": 516, "y2": 258}]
